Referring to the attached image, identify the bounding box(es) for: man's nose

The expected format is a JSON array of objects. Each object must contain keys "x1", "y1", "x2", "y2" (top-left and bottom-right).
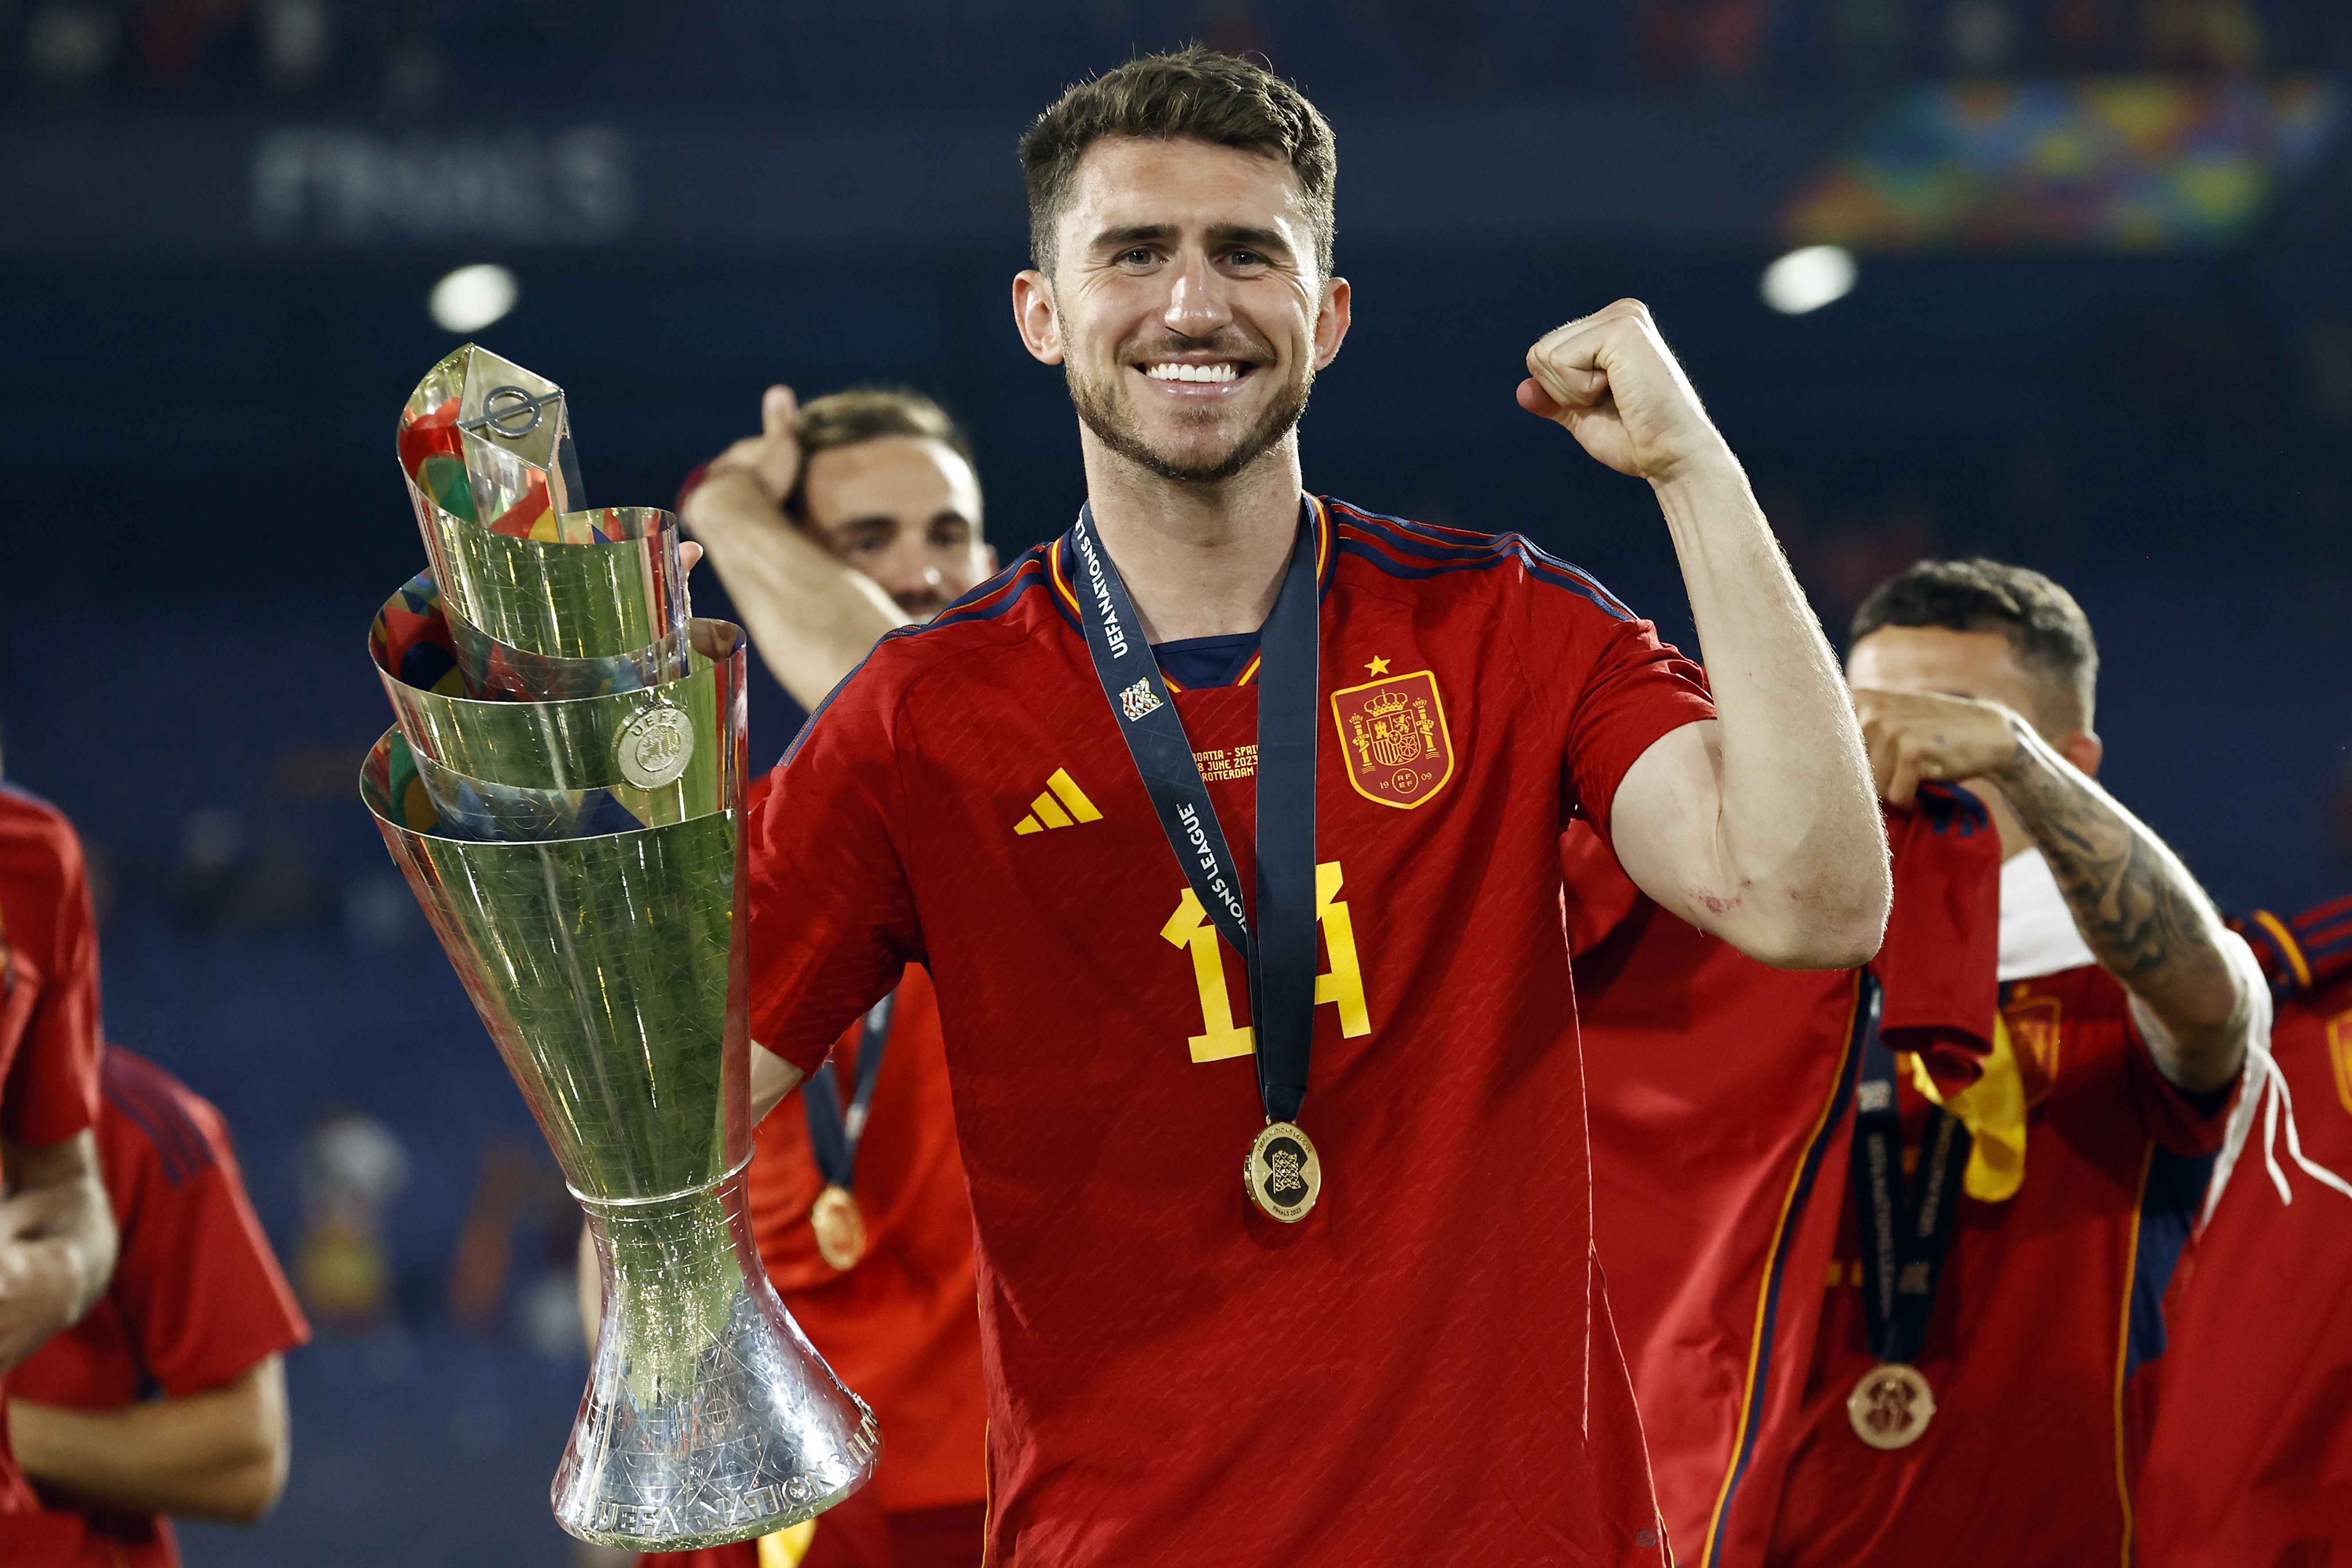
[
  {"x1": 869, "y1": 536, "x2": 941, "y2": 604},
  {"x1": 1160, "y1": 249, "x2": 1233, "y2": 339}
]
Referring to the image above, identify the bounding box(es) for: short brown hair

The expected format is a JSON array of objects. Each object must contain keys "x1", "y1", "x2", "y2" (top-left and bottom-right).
[
  {"x1": 1018, "y1": 47, "x2": 1338, "y2": 278},
  {"x1": 1850, "y1": 557, "x2": 2099, "y2": 732},
  {"x1": 785, "y1": 386, "x2": 975, "y2": 526}
]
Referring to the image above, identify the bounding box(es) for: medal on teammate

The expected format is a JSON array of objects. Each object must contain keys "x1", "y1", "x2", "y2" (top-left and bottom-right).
[
  {"x1": 803, "y1": 991, "x2": 896, "y2": 1270},
  {"x1": 1070, "y1": 501, "x2": 1325, "y2": 1224},
  {"x1": 1845, "y1": 1003, "x2": 1970, "y2": 1450}
]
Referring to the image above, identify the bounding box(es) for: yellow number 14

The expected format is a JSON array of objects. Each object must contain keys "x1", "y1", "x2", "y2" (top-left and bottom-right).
[{"x1": 1158, "y1": 860, "x2": 1373, "y2": 1063}]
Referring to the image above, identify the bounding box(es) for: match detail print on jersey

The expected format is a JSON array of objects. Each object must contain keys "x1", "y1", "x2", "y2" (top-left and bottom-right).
[{"x1": 1330, "y1": 668, "x2": 1456, "y2": 810}]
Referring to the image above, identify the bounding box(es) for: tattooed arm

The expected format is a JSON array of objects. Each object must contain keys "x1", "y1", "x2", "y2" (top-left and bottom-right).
[{"x1": 1854, "y1": 689, "x2": 2251, "y2": 1094}]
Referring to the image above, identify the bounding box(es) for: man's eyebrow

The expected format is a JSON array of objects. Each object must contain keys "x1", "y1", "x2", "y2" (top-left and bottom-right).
[
  {"x1": 1089, "y1": 224, "x2": 1177, "y2": 252},
  {"x1": 1205, "y1": 223, "x2": 1292, "y2": 255}
]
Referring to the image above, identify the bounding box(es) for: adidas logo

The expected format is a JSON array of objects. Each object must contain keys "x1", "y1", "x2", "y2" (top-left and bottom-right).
[{"x1": 1015, "y1": 768, "x2": 1104, "y2": 835}]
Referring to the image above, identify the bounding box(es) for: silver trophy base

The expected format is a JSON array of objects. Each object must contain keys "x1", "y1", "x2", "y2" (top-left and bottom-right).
[{"x1": 556, "y1": 1167, "x2": 881, "y2": 1550}]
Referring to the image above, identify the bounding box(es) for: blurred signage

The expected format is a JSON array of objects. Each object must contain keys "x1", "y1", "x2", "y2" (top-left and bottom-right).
[
  {"x1": 1785, "y1": 77, "x2": 2342, "y2": 251},
  {"x1": 250, "y1": 126, "x2": 636, "y2": 245}
]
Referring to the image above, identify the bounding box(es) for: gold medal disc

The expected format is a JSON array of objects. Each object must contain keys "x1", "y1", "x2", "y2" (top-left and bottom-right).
[
  {"x1": 1847, "y1": 1363, "x2": 1936, "y2": 1450},
  {"x1": 809, "y1": 1184, "x2": 867, "y2": 1271},
  {"x1": 1244, "y1": 1121, "x2": 1322, "y2": 1223}
]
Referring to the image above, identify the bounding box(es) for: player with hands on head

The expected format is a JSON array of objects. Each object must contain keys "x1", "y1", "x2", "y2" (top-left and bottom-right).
[
  {"x1": 679, "y1": 384, "x2": 993, "y2": 710},
  {"x1": 745, "y1": 49, "x2": 1889, "y2": 1567}
]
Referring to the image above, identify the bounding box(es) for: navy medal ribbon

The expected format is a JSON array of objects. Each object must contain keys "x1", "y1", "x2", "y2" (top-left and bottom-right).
[{"x1": 1068, "y1": 501, "x2": 1321, "y2": 1137}]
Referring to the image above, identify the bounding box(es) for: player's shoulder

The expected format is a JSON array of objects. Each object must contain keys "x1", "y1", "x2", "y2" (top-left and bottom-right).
[
  {"x1": 97, "y1": 1046, "x2": 227, "y2": 1190},
  {"x1": 1321, "y1": 495, "x2": 1642, "y2": 623},
  {"x1": 0, "y1": 782, "x2": 84, "y2": 875},
  {"x1": 780, "y1": 546, "x2": 1065, "y2": 770}
]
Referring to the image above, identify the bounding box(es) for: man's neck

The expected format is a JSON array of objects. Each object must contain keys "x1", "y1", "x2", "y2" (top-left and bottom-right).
[{"x1": 1080, "y1": 433, "x2": 1305, "y2": 644}]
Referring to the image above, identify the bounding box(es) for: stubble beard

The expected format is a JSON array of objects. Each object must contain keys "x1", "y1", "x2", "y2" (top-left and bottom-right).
[{"x1": 1068, "y1": 351, "x2": 1314, "y2": 487}]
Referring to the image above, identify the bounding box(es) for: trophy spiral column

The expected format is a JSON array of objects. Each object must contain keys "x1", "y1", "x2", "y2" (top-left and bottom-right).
[{"x1": 361, "y1": 345, "x2": 880, "y2": 1549}]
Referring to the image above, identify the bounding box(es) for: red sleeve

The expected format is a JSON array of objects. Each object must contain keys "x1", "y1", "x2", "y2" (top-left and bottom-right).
[
  {"x1": 1875, "y1": 785, "x2": 2004, "y2": 1086},
  {"x1": 1500, "y1": 550, "x2": 1714, "y2": 846},
  {"x1": 749, "y1": 663, "x2": 924, "y2": 1076},
  {"x1": 98, "y1": 1051, "x2": 311, "y2": 1397},
  {"x1": 0, "y1": 796, "x2": 103, "y2": 1144}
]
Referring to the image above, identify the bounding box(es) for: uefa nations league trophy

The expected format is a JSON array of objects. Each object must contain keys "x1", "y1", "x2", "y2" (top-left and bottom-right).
[{"x1": 359, "y1": 345, "x2": 880, "y2": 1549}]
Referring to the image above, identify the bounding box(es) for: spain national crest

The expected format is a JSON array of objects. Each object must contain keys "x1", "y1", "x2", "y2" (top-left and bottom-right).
[{"x1": 1330, "y1": 668, "x2": 1455, "y2": 809}]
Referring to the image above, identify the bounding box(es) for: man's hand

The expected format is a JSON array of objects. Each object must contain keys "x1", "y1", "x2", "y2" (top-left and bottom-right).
[
  {"x1": 1853, "y1": 688, "x2": 2025, "y2": 806},
  {"x1": 0, "y1": 1132, "x2": 116, "y2": 1371},
  {"x1": 1518, "y1": 300, "x2": 1733, "y2": 486},
  {"x1": 700, "y1": 385, "x2": 804, "y2": 507}
]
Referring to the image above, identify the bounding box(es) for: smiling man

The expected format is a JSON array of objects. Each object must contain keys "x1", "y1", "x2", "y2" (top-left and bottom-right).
[{"x1": 745, "y1": 49, "x2": 1888, "y2": 1567}]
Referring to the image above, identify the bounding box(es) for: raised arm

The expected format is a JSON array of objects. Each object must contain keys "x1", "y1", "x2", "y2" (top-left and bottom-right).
[
  {"x1": 1521, "y1": 301, "x2": 1888, "y2": 969},
  {"x1": 0, "y1": 1131, "x2": 117, "y2": 1370},
  {"x1": 1854, "y1": 688, "x2": 2252, "y2": 1093},
  {"x1": 683, "y1": 386, "x2": 909, "y2": 710}
]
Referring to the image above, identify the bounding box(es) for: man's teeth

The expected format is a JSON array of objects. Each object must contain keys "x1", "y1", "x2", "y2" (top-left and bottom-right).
[{"x1": 1145, "y1": 363, "x2": 1239, "y2": 383}]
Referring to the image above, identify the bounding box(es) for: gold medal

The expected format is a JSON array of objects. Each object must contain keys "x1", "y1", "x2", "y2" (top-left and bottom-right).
[
  {"x1": 1847, "y1": 1363, "x2": 1936, "y2": 1450},
  {"x1": 1244, "y1": 1121, "x2": 1322, "y2": 1223},
  {"x1": 809, "y1": 1183, "x2": 866, "y2": 1271}
]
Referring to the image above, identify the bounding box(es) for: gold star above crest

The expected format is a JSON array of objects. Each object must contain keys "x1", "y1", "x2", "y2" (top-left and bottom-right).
[{"x1": 1365, "y1": 655, "x2": 1392, "y2": 676}]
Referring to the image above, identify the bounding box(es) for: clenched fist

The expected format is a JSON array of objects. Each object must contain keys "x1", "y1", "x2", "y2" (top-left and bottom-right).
[
  {"x1": 1852, "y1": 687, "x2": 2025, "y2": 805},
  {"x1": 1518, "y1": 300, "x2": 1732, "y2": 485}
]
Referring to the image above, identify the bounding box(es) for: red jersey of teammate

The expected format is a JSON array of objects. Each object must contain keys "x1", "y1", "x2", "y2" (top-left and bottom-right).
[
  {"x1": 1570, "y1": 786, "x2": 2002, "y2": 1568},
  {"x1": 1755, "y1": 954, "x2": 2230, "y2": 1567},
  {"x1": 2138, "y1": 895, "x2": 2352, "y2": 1567},
  {"x1": 8, "y1": 1046, "x2": 311, "y2": 1566},
  {"x1": 0, "y1": 784, "x2": 107, "y2": 1529},
  {"x1": 750, "y1": 497, "x2": 1714, "y2": 1568},
  {"x1": 644, "y1": 777, "x2": 983, "y2": 1568},
  {"x1": 745, "y1": 961, "x2": 986, "y2": 1536}
]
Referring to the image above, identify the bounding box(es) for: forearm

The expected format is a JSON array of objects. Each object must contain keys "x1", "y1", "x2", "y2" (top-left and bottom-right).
[
  {"x1": 749, "y1": 1041, "x2": 806, "y2": 1127},
  {"x1": 1991, "y1": 728, "x2": 2248, "y2": 1090},
  {"x1": 0, "y1": 1134, "x2": 117, "y2": 1368},
  {"x1": 8, "y1": 1357, "x2": 289, "y2": 1523},
  {"x1": 1650, "y1": 458, "x2": 1888, "y2": 962},
  {"x1": 683, "y1": 472, "x2": 906, "y2": 708}
]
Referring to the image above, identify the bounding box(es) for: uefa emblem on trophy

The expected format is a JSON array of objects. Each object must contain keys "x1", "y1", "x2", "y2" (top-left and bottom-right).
[{"x1": 359, "y1": 345, "x2": 880, "y2": 1549}]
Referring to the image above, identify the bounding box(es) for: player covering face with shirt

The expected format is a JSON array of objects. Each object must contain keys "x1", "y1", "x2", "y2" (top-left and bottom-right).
[{"x1": 744, "y1": 49, "x2": 1890, "y2": 1567}]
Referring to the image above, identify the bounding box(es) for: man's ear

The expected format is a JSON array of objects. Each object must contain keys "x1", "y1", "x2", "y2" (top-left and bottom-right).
[
  {"x1": 1314, "y1": 276, "x2": 1352, "y2": 371},
  {"x1": 1013, "y1": 270, "x2": 1064, "y2": 366},
  {"x1": 2058, "y1": 727, "x2": 2103, "y2": 779}
]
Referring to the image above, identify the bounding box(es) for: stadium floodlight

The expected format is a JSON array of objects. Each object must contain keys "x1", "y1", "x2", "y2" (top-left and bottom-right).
[
  {"x1": 429, "y1": 263, "x2": 519, "y2": 333},
  {"x1": 1760, "y1": 246, "x2": 1857, "y2": 316}
]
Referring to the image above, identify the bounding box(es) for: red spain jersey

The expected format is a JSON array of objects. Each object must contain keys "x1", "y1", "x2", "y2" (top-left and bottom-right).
[
  {"x1": 2138, "y1": 898, "x2": 2352, "y2": 1568},
  {"x1": 1571, "y1": 788, "x2": 2001, "y2": 1568},
  {"x1": 0, "y1": 784, "x2": 107, "y2": 1527},
  {"x1": 744, "y1": 957, "x2": 987, "y2": 1516},
  {"x1": 9, "y1": 1046, "x2": 311, "y2": 1567},
  {"x1": 1757, "y1": 960, "x2": 2230, "y2": 1568},
  {"x1": 750, "y1": 496, "x2": 1714, "y2": 1568}
]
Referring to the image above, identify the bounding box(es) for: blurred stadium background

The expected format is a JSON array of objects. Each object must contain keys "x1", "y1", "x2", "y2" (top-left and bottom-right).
[{"x1": 1, "y1": 1, "x2": 2347, "y2": 1562}]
